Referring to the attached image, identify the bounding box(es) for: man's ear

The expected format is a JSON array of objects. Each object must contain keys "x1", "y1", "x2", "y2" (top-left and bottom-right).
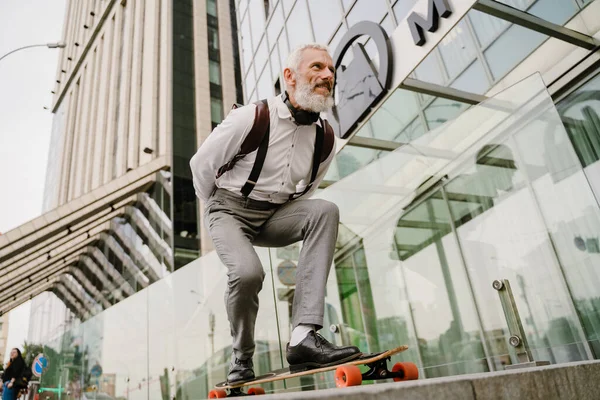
[{"x1": 283, "y1": 67, "x2": 295, "y2": 89}]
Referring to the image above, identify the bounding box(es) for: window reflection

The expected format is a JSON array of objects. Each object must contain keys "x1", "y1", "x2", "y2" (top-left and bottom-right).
[
  {"x1": 424, "y1": 98, "x2": 469, "y2": 131},
  {"x1": 308, "y1": 0, "x2": 342, "y2": 44},
  {"x1": 266, "y1": 1, "x2": 284, "y2": 49},
  {"x1": 438, "y1": 20, "x2": 477, "y2": 80},
  {"x1": 346, "y1": 0, "x2": 387, "y2": 27},
  {"x1": 393, "y1": 0, "x2": 419, "y2": 23},
  {"x1": 287, "y1": 0, "x2": 314, "y2": 50},
  {"x1": 249, "y1": 0, "x2": 266, "y2": 52}
]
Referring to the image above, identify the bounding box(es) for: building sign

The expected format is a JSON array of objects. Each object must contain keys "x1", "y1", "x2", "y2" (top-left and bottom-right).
[
  {"x1": 330, "y1": 0, "x2": 457, "y2": 139},
  {"x1": 408, "y1": 0, "x2": 453, "y2": 46},
  {"x1": 331, "y1": 22, "x2": 393, "y2": 139}
]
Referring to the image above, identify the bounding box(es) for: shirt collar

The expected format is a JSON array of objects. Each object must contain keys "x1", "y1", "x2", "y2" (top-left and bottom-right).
[{"x1": 274, "y1": 94, "x2": 292, "y2": 119}]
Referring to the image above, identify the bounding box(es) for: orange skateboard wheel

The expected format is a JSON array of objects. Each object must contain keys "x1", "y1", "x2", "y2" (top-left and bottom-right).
[
  {"x1": 248, "y1": 387, "x2": 265, "y2": 395},
  {"x1": 335, "y1": 365, "x2": 363, "y2": 387},
  {"x1": 208, "y1": 389, "x2": 227, "y2": 398},
  {"x1": 392, "y1": 362, "x2": 419, "y2": 381}
]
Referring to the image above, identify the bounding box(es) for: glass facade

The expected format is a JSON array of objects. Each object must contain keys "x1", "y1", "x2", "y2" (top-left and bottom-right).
[
  {"x1": 25, "y1": 0, "x2": 600, "y2": 398},
  {"x1": 30, "y1": 71, "x2": 600, "y2": 398},
  {"x1": 235, "y1": 0, "x2": 593, "y2": 184}
]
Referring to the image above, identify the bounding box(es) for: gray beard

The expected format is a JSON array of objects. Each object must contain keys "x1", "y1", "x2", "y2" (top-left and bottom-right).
[{"x1": 294, "y1": 79, "x2": 334, "y2": 113}]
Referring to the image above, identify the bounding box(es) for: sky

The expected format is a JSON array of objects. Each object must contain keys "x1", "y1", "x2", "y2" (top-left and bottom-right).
[{"x1": 0, "y1": 0, "x2": 67, "y2": 361}]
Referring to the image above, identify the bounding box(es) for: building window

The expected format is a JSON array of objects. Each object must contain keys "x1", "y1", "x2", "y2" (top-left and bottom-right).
[
  {"x1": 206, "y1": 0, "x2": 224, "y2": 125},
  {"x1": 209, "y1": 60, "x2": 221, "y2": 85},
  {"x1": 211, "y1": 97, "x2": 223, "y2": 125},
  {"x1": 207, "y1": 0, "x2": 217, "y2": 17},
  {"x1": 558, "y1": 70, "x2": 600, "y2": 168}
]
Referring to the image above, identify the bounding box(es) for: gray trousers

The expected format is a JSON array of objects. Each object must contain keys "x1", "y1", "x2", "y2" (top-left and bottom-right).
[{"x1": 204, "y1": 188, "x2": 339, "y2": 360}]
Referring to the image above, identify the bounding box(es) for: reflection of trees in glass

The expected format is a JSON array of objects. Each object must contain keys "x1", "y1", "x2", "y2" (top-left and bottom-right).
[
  {"x1": 388, "y1": 142, "x2": 522, "y2": 377},
  {"x1": 334, "y1": 246, "x2": 379, "y2": 353},
  {"x1": 558, "y1": 88, "x2": 600, "y2": 168}
]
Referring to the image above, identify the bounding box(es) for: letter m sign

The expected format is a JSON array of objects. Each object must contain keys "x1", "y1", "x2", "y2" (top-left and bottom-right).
[{"x1": 407, "y1": 0, "x2": 453, "y2": 46}]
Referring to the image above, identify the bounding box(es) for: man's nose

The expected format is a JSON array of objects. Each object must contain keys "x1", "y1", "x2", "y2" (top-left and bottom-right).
[{"x1": 321, "y1": 68, "x2": 334, "y2": 81}]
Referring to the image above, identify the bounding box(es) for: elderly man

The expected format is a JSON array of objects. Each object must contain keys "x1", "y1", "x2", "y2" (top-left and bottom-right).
[{"x1": 190, "y1": 43, "x2": 360, "y2": 383}]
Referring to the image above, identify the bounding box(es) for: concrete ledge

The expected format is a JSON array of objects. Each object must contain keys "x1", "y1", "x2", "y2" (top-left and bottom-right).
[{"x1": 254, "y1": 361, "x2": 600, "y2": 400}]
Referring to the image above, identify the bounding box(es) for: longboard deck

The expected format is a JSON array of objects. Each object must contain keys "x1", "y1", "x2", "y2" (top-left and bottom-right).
[{"x1": 216, "y1": 344, "x2": 409, "y2": 390}]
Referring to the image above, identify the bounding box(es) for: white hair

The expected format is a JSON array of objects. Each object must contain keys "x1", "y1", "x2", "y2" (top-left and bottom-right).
[{"x1": 285, "y1": 43, "x2": 331, "y2": 72}]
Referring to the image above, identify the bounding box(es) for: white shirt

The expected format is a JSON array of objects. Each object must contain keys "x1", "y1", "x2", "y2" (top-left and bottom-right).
[{"x1": 190, "y1": 94, "x2": 335, "y2": 204}]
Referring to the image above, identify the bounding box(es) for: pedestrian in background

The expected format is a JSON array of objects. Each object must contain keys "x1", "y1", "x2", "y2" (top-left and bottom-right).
[{"x1": 2, "y1": 348, "x2": 25, "y2": 400}]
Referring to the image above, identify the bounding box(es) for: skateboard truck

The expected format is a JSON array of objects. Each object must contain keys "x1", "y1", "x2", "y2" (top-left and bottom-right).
[{"x1": 362, "y1": 356, "x2": 404, "y2": 381}]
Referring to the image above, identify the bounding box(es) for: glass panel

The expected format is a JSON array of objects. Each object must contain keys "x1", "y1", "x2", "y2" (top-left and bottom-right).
[
  {"x1": 443, "y1": 74, "x2": 592, "y2": 366},
  {"x1": 207, "y1": 0, "x2": 217, "y2": 17},
  {"x1": 468, "y1": 10, "x2": 509, "y2": 49},
  {"x1": 317, "y1": 73, "x2": 593, "y2": 378},
  {"x1": 395, "y1": 195, "x2": 489, "y2": 377},
  {"x1": 336, "y1": 146, "x2": 383, "y2": 180},
  {"x1": 520, "y1": 72, "x2": 600, "y2": 356},
  {"x1": 270, "y1": 43, "x2": 282, "y2": 81},
  {"x1": 393, "y1": 0, "x2": 419, "y2": 23},
  {"x1": 249, "y1": 0, "x2": 266, "y2": 53},
  {"x1": 438, "y1": 20, "x2": 477, "y2": 80},
  {"x1": 424, "y1": 98, "x2": 470, "y2": 131},
  {"x1": 286, "y1": 0, "x2": 314, "y2": 50},
  {"x1": 208, "y1": 25, "x2": 220, "y2": 52},
  {"x1": 328, "y1": 23, "x2": 347, "y2": 52},
  {"x1": 557, "y1": 72, "x2": 600, "y2": 169},
  {"x1": 484, "y1": 24, "x2": 545, "y2": 80},
  {"x1": 355, "y1": 88, "x2": 421, "y2": 142},
  {"x1": 238, "y1": 0, "x2": 248, "y2": 19},
  {"x1": 148, "y1": 276, "x2": 176, "y2": 399},
  {"x1": 257, "y1": 64, "x2": 274, "y2": 98},
  {"x1": 255, "y1": 37, "x2": 269, "y2": 77},
  {"x1": 380, "y1": 13, "x2": 395, "y2": 37},
  {"x1": 450, "y1": 60, "x2": 490, "y2": 95},
  {"x1": 346, "y1": 0, "x2": 387, "y2": 27},
  {"x1": 245, "y1": 65, "x2": 256, "y2": 102},
  {"x1": 209, "y1": 60, "x2": 221, "y2": 85},
  {"x1": 266, "y1": 0, "x2": 284, "y2": 50},
  {"x1": 308, "y1": 0, "x2": 342, "y2": 43},
  {"x1": 282, "y1": 0, "x2": 296, "y2": 16},
  {"x1": 342, "y1": 0, "x2": 355, "y2": 12},
  {"x1": 495, "y1": 0, "x2": 578, "y2": 23},
  {"x1": 211, "y1": 97, "x2": 223, "y2": 124},
  {"x1": 240, "y1": 13, "x2": 253, "y2": 73},
  {"x1": 173, "y1": 250, "x2": 285, "y2": 396},
  {"x1": 414, "y1": 50, "x2": 446, "y2": 86}
]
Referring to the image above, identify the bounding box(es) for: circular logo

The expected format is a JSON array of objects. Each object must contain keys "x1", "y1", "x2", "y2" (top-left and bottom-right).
[{"x1": 331, "y1": 21, "x2": 393, "y2": 139}]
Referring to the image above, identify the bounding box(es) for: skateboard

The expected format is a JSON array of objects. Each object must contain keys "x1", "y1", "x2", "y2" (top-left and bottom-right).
[{"x1": 208, "y1": 345, "x2": 417, "y2": 398}]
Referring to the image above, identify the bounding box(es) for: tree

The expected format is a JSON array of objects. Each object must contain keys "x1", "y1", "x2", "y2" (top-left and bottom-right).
[{"x1": 22, "y1": 341, "x2": 44, "y2": 366}]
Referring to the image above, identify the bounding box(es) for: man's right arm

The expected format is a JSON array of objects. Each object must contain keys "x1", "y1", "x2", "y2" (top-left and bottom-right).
[{"x1": 190, "y1": 104, "x2": 256, "y2": 201}]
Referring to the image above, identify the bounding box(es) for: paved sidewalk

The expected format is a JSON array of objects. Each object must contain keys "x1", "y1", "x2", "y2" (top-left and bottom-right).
[{"x1": 242, "y1": 360, "x2": 600, "y2": 400}]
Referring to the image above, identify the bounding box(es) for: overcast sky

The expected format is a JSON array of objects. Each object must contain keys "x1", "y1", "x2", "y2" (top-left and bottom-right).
[{"x1": 0, "y1": 0, "x2": 66, "y2": 360}]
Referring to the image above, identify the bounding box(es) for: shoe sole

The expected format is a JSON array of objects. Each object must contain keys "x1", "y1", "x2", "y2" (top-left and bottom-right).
[{"x1": 289, "y1": 352, "x2": 363, "y2": 373}]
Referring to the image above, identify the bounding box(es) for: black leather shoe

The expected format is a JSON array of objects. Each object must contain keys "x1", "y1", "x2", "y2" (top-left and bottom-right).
[
  {"x1": 286, "y1": 331, "x2": 361, "y2": 372},
  {"x1": 228, "y1": 356, "x2": 255, "y2": 383}
]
